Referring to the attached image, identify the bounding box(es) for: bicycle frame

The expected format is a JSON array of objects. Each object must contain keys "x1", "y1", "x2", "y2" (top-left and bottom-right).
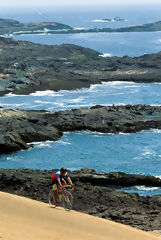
[
  {"x1": 49, "y1": 185, "x2": 73, "y2": 211},
  {"x1": 58, "y1": 185, "x2": 72, "y2": 200}
]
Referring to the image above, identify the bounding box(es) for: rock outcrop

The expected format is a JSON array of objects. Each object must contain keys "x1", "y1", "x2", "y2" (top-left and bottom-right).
[
  {"x1": 0, "y1": 37, "x2": 161, "y2": 96},
  {"x1": 0, "y1": 105, "x2": 161, "y2": 155}
]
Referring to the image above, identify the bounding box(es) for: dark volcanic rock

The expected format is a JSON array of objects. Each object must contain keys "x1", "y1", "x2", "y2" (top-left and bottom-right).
[
  {"x1": 0, "y1": 109, "x2": 62, "y2": 154},
  {"x1": 0, "y1": 37, "x2": 161, "y2": 96},
  {"x1": 1, "y1": 168, "x2": 161, "y2": 231},
  {"x1": 1, "y1": 105, "x2": 161, "y2": 155}
]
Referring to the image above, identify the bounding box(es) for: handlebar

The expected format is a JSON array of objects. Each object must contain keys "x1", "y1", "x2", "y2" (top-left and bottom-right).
[{"x1": 62, "y1": 185, "x2": 73, "y2": 188}]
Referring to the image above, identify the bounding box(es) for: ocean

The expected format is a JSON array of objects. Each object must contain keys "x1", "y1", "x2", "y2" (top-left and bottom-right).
[
  {"x1": 1, "y1": 4, "x2": 161, "y2": 56},
  {"x1": 0, "y1": 4, "x2": 161, "y2": 196}
]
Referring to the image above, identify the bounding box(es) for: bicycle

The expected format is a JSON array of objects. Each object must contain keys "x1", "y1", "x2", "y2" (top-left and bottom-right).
[{"x1": 49, "y1": 185, "x2": 73, "y2": 211}]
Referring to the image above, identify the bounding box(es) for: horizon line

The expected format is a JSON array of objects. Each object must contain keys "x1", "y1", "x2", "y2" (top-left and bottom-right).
[{"x1": 1, "y1": 3, "x2": 161, "y2": 7}]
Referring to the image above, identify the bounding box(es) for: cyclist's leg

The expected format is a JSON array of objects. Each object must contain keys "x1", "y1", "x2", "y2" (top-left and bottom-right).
[{"x1": 52, "y1": 183, "x2": 58, "y2": 205}]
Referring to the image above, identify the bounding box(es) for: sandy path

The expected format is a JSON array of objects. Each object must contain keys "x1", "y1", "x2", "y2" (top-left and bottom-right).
[{"x1": 0, "y1": 191, "x2": 160, "y2": 240}]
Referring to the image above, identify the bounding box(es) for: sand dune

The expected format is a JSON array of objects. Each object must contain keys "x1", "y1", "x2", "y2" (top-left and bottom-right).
[{"x1": 0, "y1": 191, "x2": 160, "y2": 240}]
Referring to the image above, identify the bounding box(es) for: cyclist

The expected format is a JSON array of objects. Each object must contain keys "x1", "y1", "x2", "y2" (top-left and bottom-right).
[{"x1": 51, "y1": 168, "x2": 73, "y2": 206}]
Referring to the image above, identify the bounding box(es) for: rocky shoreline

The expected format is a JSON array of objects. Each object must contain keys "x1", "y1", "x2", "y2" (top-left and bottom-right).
[
  {"x1": 1, "y1": 104, "x2": 161, "y2": 155},
  {"x1": 0, "y1": 37, "x2": 161, "y2": 96},
  {"x1": 1, "y1": 167, "x2": 161, "y2": 231}
]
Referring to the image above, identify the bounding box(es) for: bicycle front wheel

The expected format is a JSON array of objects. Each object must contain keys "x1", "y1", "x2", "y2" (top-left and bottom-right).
[
  {"x1": 62, "y1": 191, "x2": 73, "y2": 211},
  {"x1": 49, "y1": 189, "x2": 57, "y2": 208}
]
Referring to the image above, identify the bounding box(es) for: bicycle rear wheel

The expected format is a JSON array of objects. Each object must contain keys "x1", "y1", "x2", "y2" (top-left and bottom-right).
[
  {"x1": 62, "y1": 191, "x2": 73, "y2": 211},
  {"x1": 49, "y1": 189, "x2": 57, "y2": 208}
]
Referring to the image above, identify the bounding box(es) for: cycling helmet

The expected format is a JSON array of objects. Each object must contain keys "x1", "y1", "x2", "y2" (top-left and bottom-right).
[{"x1": 60, "y1": 167, "x2": 67, "y2": 173}]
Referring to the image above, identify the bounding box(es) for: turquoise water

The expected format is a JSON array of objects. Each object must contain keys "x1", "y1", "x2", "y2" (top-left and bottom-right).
[
  {"x1": 1, "y1": 5, "x2": 161, "y2": 195},
  {"x1": 1, "y1": 129, "x2": 161, "y2": 176},
  {"x1": 0, "y1": 82, "x2": 161, "y2": 110}
]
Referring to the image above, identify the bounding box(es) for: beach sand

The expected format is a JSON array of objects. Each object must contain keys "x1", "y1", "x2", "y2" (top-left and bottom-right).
[{"x1": 0, "y1": 191, "x2": 160, "y2": 240}]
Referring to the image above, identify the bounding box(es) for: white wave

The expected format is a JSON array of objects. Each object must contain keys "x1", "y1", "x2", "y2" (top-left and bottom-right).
[
  {"x1": 134, "y1": 156, "x2": 142, "y2": 160},
  {"x1": 140, "y1": 129, "x2": 161, "y2": 134},
  {"x1": 36, "y1": 142, "x2": 52, "y2": 148},
  {"x1": 105, "y1": 92, "x2": 128, "y2": 96},
  {"x1": 89, "y1": 81, "x2": 127, "y2": 90},
  {"x1": 118, "y1": 132, "x2": 130, "y2": 135},
  {"x1": 57, "y1": 140, "x2": 71, "y2": 145},
  {"x1": 92, "y1": 19, "x2": 108, "y2": 22},
  {"x1": 92, "y1": 133, "x2": 114, "y2": 137},
  {"x1": 135, "y1": 186, "x2": 160, "y2": 191},
  {"x1": 101, "y1": 81, "x2": 136, "y2": 86},
  {"x1": 28, "y1": 140, "x2": 53, "y2": 146},
  {"x1": 34, "y1": 100, "x2": 52, "y2": 104},
  {"x1": 13, "y1": 30, "x2": 33, "y2": 34},
  {"x1": 123, "y1": 85, "x2": 140, "y2": 88},
  {"x1": 153, "y1": 82, "x2": 161, "y2": 85},
  {"x1": 150, "y1": 129, "x2": 161, "y2": 134},
  {"x1": 0, "y1": 103, "x2": 25, "y2": 107},
  {"x1": 6, "y1": 157, "x2": 21, "y2": 162},
  {"x1": 66, "y1": 104, "x2": 92, "y2": 108},
  {"x1": 73, "y1": 27, "x2": 85, "y2": 30},
  {"x1": 99, "y1": 53, "x2": 112, "y2": 57},
  {"x1": 5, "y1": 92, "x2": 27, "y2": 97},
  {"x1": 65, "y1": 97, "x2": 84, "y2": 103},
  {"x1": 53, "y1": 102, "x2": 65, "y2": 107},
  {"x1": 30, "y1": 90, "x2": 63, "y2": 97},
  {"x1": 72, "y1": 130, "x2": 114, "y2": 136},
  {"x1": 89, "y1": 83, "x2": 103, "y2": 91},
  {"x1": 141, "y1": 151, "x2": 153, "y2": 156},
  {"x1": 155, "y1": 175, "x2": 161, "y2": 179}
]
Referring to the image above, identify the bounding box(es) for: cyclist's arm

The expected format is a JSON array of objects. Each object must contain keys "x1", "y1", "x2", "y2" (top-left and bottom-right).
[
  {"x1": 66, "y1": 177, "x2": 73, "y2": 186},
  {"x1": 57, "y1": 177, "x2": 62, "y2": 188}
]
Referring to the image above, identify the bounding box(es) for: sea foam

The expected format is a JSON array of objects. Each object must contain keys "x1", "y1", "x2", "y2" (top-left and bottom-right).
[{"x1": 30, "y1": 90, "x2": 63, "y2": 97}]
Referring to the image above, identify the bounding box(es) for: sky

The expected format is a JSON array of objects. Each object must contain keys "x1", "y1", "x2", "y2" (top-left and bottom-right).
[{"x1": 0, "y1": 0, "x2": 161, "y2": 6}]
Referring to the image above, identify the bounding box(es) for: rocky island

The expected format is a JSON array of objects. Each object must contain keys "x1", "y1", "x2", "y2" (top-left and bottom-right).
[
  {"x1": 1, "y1": 18, "x2": 161, "y2": 35},
  {"x1": 1, "y1": 167, "x2": 161, "y2": 231},
  {"x1": 0, "y1": 18, "x2": 72, "y2": 35},
  {"x1": 67, "y1": 20, "x2": 161, "y2": 34},
  {"x1": 1, "y1": 104, "x2": 161, "y2": 155},
  {"x1": 0, "y1": 37, "x2": 161, "y2": 96}
]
